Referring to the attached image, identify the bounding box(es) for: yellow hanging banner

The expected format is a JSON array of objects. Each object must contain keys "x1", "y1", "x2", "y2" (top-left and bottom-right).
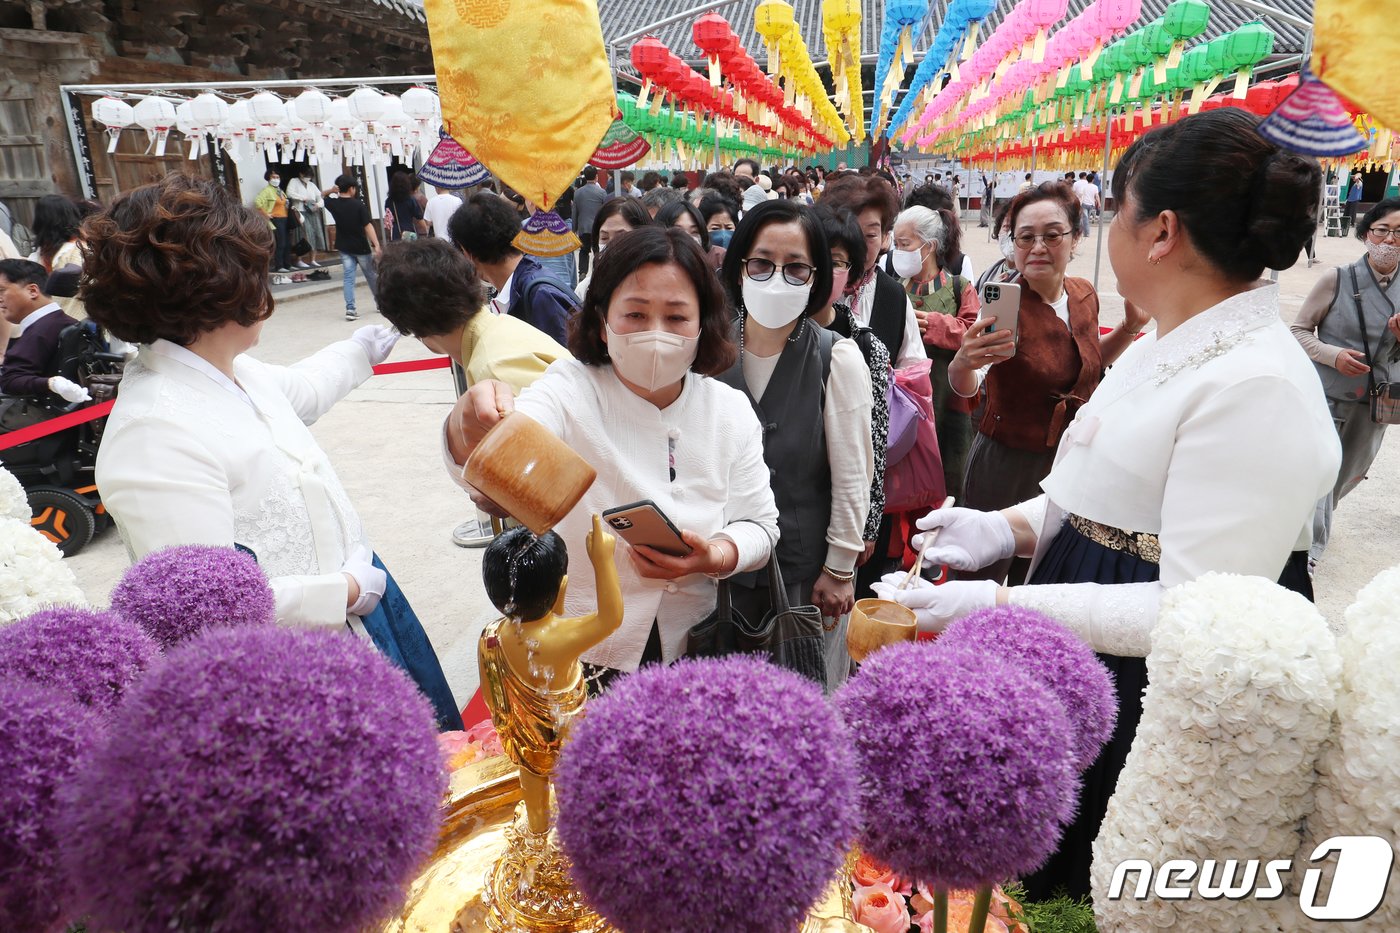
[
  {"x1": 1314, "y1": 0, "x2": 1400, "y2": 130},
  {"x1": 424, "y1": 0, "x2": 616, "y2": 208}
]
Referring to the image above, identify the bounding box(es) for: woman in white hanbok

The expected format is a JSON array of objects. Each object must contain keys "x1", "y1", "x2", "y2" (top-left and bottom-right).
[
  {"x1": 875, "y1": 110, "x2": 1342, "y2": 898},
  {"x1": 86, "y1": 174, "x2": 461, "y2": 729}
]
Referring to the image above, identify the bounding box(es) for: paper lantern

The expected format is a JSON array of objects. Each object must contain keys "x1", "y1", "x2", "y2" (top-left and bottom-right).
[
  {"x1": 693, "y1": 12, "x2": 733, "y2": 87},
  {"x1": 186, "y1": 92, "x2": 228, "y2": 131},
  {"x1": 400, "y1": 85, "x2": 438, "y2": 121},
  {"x1": 248, "y1": 91, "x2": 285, "y2": 127},
  {"x1": 754, "y1": 0, "x2": 795, "y2": 73},
  {"x1": 326, "y1": 98, "x2": 356, "y2": 131},
  {"x1": 92, "y1": 96, "x2": 135, "y2": 154},
  {"x1": 1224, "y1": 23, "x2": 1275, "y2": 98},
  {"x1": 294, "y1": 89, "x2": 332, "y2": 125},
  {"x1": 133, "y1": 96, "x2": 177, "y2": 157},
  {"x1": 347, "y1": 86, "x2": 387, "y2": 124}
]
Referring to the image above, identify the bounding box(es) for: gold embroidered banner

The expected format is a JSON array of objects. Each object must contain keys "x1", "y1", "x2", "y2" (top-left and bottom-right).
[
  {"x1": 424, "y1": 0, "x2": 616, "y2": 209},
  {"x1": 1313, "y1": 0, "x2": 1400, "y2": 131}
]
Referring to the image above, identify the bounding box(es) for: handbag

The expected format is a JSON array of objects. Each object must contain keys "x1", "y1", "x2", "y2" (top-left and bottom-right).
[
  {"x1": 886, "y1": 374, "x2": 922, "y2": 464},
  {"x1": 884, "y1": 359, "x2": 946, "y2": 512},
  {"x1": 1350, "y1": 266, "x2": 1400, "y2": 425},
  {"x1": 685, "y1": 555, "x2": 827, "y2": 689}
]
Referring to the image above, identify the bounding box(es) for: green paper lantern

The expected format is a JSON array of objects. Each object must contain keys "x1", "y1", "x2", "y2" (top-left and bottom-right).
[
  {"x1": 1143, "y1": 19, "x2": 1173, "y2": 58},
  {"x1": 1179, "y1": 44, "x2": 1213, "y2": 84},
  {"x1": 1164, "y1": 0, "x2": 1210, "y2": 42},
  {"x1": 1223, "y1": 22, "x2": 1275, "y2": 69},
  {"x1": 1205, "y1": 37, "x2": 1230, "y2": 74},
  {"x1": 1124, "y1": 31, "x2": 1155, "y2": 70}
]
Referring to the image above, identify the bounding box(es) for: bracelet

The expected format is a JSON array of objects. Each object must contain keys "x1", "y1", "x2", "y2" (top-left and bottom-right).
[{"x1": 821, "y1": 565, "x2": 855, "y2": 583}]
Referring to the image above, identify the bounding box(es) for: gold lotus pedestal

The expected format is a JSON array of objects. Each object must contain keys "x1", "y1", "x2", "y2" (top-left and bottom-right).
[
  {"x1": 480, "y1": 806, "x2": 609, "y2": 933},
  {"x1": 382, "y1": 756, "x2": 859, "y2": 933}
]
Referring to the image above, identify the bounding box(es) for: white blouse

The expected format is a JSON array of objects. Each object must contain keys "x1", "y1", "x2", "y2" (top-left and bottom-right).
[
  {"x1": 447, "y1": 360, "x2": 780, "y2": 671},
  {"x1": 96, "y1": 340, "x2": 376, "y2": 631},
  {"x1": 1007, "y1": 284, "x2": 1341, "y2": 656}
]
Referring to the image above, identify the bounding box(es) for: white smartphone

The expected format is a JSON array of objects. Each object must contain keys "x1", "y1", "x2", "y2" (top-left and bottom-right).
[
  {"x1": 601, "y1": 500, "x2": 693, "y2": 557},
  {"x1": 980, "y1": 281, "x2": 1022, "y2": 356}
]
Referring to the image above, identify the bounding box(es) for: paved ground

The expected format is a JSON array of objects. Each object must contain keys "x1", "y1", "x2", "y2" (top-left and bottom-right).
[{"x1": 65, "y1": 221, "x2": 1398, "y2": 713}]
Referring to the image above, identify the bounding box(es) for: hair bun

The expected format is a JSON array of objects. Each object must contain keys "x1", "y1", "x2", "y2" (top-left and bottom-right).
[{"x1": 1241, "y1": 150, "x2": 1322, "y2": 274}]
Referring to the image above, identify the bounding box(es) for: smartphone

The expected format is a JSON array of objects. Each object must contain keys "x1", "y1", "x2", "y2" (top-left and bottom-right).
[
  {"x1": 980, "y1": 281, "x2": 1022, "y2": 357},
  {"x1": 601, "y1": 500, "x2": 693, "y2": 557}
]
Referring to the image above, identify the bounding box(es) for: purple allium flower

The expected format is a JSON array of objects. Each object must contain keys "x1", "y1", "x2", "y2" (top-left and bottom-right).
[
  {"x1": 555, "y1": 656, "x2": 860, "y2": 933},
  {"x1": 58, "y1": 626, "x2": 446, "y2": 932},
  {"x1": 835, "y1": 641, "x2": 1078, "y2": 891},
  {"x1": 941, "y1": 606, "x2": 1117, "y2": 771},
  {"x1": 0, "y1": 606, "x2": 158, "y2": 714},
  {"x1": 109, "y1": 545, "x2": 276, "y2": 649},
  {"x1": 0, "y1": 678, "x2": 100, "y2": 933}
]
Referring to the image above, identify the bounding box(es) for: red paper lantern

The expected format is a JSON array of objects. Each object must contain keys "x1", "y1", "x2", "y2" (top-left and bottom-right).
[
  {"x1": 631, "y1": 36, "x2": 668, "y2": 77},
  {"x1": 693, "y1": 13, "x2": 733, "y2": 54}
]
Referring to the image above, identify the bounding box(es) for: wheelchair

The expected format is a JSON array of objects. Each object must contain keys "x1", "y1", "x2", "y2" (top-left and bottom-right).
[{"x1": 0, "y1": 320, "x2": 124, "y2": 556}]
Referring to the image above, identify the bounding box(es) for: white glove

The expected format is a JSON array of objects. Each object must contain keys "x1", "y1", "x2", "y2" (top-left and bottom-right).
[
  {"x1": 48, "y1": 376, "x2": 90, "y2": 403},
  {"x1": 872, "y1": 575, "x2": 999, "y2": 633},
  {"x1": 909, "y1": 507, "x2": 1015, "y2": 572},
  {"x1": 350, "y1": 325, "x2": 399, "y2": 366},
  {"x1": 342, "y1": 546, "x2": 387, "y2": 617}
]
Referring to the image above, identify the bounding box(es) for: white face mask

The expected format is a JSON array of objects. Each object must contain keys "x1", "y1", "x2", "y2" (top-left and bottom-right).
[
  {"x1": 742, "y1": 273, "x2": 812, "y2": 329},
  {"x1": 1366, "y1": 240, "x2": 1400, "y2": 270},
  {"x1": 998, "y1": 233, "x2": 1016, "y2": 260},
  {"x1": 891, "y1": 243, "x2": 927, "y2": 278},
  {"x1": 605, "y1": 323, "x2": 699, "y2": 392}
]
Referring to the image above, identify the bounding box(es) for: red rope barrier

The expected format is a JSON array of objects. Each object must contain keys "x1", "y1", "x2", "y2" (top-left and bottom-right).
[{"x1": 0, "y1": 356, "x2": 454, "y2": 453}]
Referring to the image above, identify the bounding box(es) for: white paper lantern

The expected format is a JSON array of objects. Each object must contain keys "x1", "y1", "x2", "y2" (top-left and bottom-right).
[
  {"x1": 226, "y1": 99, "x2": 254, "y2": 130},
  {"x1": 400, "y1": 86, "x2": 438, "y2": 121},
  {"x1": 347, "y1": 86, "x2": 387, "y2": 124},
  {"x1": 133, "y1": 95, "x2": 176, "y2": 157},
  {"x1": 189, "y1": 92, "x2": 229, "y2": 129},
  {"x1": 327, "y1": 98, "x2": 356, "y2": 131},
  {"x1": 174, "y1": 101, "x2": 201, "y2": 160},
  {"x1": 249, "y1": 91, "x2": 286, "y2": 127},
  {"x1": 377, "y1": 94, "x2": 407, "y2": 130},
  {"x1": 92, "y1": 97, "x2": 135, "y2": 153},
  {"x1": 295, "y1": 89, "x2": 332, "y2": 125}
]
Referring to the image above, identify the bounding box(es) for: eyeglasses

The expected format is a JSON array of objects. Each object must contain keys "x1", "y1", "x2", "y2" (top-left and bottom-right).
[
  {"x1": 1012, "y1": 231, "x2": 1071, "y2": 249},
  {"x1": 1367, "y1": 227, "x2": 1400, "y2": 242},
  {"x1": 831, "y1": 258, "x2": 854, "y2": 272},
  {"x1": 743, "y1": 257, "x2": 816, "y2": 286}
]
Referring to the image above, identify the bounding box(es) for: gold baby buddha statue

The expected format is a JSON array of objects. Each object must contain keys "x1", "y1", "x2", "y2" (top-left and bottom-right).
[{"x1": 476, "y1": 516, "x2": 622, "y2": 932}]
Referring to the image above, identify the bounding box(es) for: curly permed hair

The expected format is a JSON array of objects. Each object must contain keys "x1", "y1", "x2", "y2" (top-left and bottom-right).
[{"x1": 80, "y1": 174, "x2": 275, "y2": 345}]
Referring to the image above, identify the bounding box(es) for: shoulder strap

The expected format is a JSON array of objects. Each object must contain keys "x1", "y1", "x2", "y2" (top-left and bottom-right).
[
  {"x1": 1350, "y1": 265, "x2": 1379, "y2": 398},
  {"x1": 813, "y1": 319, "x2": 836, "y2": 386},
  {"x1": 521, "y1": 272, "x2": 579, "y2": 317}
]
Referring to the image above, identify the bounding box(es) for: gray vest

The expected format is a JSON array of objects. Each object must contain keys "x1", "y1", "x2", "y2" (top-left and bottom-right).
[
  {"x1": 719, "y1": 321, "x2": 835, "y2": 586},
  {"x1": 1316, "y1": 256, "x2": 1398, "y2": 402}
]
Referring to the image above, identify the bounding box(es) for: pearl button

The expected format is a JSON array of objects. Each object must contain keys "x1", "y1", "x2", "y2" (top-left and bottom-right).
[{"x1": 665, "y1": 582, "x2": 678, "y2": 593}]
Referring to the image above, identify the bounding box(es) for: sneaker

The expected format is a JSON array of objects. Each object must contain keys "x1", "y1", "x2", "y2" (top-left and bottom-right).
[
  {"x1": 275, "y1": 267, "x2": 291, "y2": 273},
  {"x1": 345, "y1": 308, "x2": 358, "y2": 321},
  {"x1": 452, "y1": 519, "x2": 495, "y2": 548},
  {"x1": 294, "y1": 261, "x2": 312, "y2": 269}
]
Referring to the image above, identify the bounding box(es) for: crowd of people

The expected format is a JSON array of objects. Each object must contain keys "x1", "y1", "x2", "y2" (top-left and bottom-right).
[{"x1": 1, "y1": 106, "x2": 1394, "y2": 902}]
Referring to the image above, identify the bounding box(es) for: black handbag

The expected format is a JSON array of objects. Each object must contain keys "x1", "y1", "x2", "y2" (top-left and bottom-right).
[
  {"x1": 686, "y1": 555, "x2": 827, "y2": 689},
  {"x1": 1350, "y1": 266, "x2": 1400, "y2": 425}
]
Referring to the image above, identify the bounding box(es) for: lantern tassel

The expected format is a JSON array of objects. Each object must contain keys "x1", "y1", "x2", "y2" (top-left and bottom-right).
[
  {"x1": 1166, "y1": 40, "x2": 1184, "y2": 71},
  {"x1": 961, "y1": 23, "x2": 980, "y2": 61},
  {"x1": 1233, "y1": 67, "x2": 1250, "y2": 100},
  {"x1": 709, "y1": 57, "x2": 720, "y2": 88}
]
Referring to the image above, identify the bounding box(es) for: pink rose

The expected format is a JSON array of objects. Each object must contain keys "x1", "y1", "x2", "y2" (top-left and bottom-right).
[{"x1": 852, "y1": 882, "x2": 910, "y2": 933}]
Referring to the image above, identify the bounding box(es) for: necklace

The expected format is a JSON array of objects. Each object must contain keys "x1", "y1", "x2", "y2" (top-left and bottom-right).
[{"x1": 738, "y1": 310, "x2": 806, "y2": 362}]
